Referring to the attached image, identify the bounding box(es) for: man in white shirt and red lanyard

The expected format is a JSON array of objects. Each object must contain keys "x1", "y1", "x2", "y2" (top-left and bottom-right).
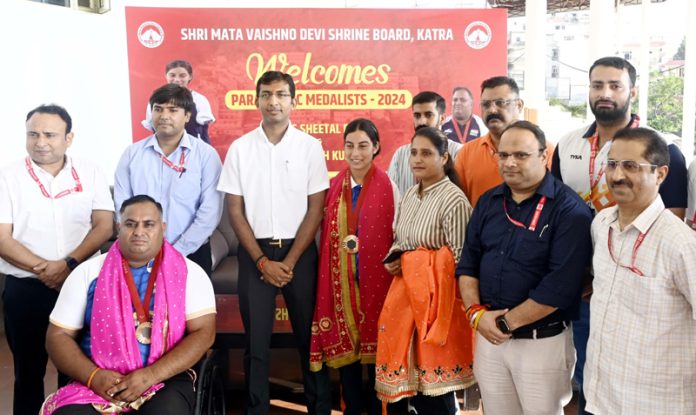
[
  {"x1": 551, "y1": 56, "x2": 688, "y2": 415},
  {"x1": 217, "y1": 71, "x2": 332, "y2": 415},
  {"x1": 0, "y1": 104, "x2": 114, "y2": 415}
]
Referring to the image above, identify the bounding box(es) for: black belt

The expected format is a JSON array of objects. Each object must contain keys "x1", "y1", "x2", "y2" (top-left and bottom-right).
[
  {"x1": 512, "y1": 320, "x2": 569, "y2": 340},
  {"x1": 257, "y1": 238, "x2": 294, "y2": 249}
]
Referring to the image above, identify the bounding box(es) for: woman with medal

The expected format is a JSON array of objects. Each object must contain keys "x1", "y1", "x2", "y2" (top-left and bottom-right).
[
  {"x1": 310, "y1": 119, "x2": 399, "y2": 415},
  {"x1": 375, "y1": 127, "x2": 475, "y2": 415}
]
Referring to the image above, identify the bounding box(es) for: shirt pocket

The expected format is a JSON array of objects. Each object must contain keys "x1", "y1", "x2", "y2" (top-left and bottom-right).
[
  {"x1": 615, "y1": 271, "x2": 670, "y2": 317},
  {"x1": 286, "y1": 162, "x2": 308, "y2": 193},
  {"x1": 172, "y1": 170, "x2": 203, "y2": 203},
  {"x1": 512, "y1": 231, "x2": 550, "y2": 267}
]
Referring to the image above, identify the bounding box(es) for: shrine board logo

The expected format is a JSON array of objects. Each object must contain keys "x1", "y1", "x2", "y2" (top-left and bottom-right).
[
  {"x1": 138, "y1": 21, "x2": 164, "y2": 48},
  {"x1": 464, "y1": 21, "x2": 492, "y2": 50}
]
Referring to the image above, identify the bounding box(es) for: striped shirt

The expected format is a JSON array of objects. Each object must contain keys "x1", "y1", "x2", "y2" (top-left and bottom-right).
[
  {"x1": 389, "y1": 177, "x2": 471, "y2": 263},
  {"x1": 585, "y1": 196, "x2": 696, "y2": 415},
  {"x1": 387, "y1": 139, "x2": 463, "y2": 195}
]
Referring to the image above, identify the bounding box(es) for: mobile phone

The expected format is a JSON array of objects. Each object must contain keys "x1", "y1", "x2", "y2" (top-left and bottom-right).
[{"x1": 382, "y1": 250, "x2": 403, "y2": 264}]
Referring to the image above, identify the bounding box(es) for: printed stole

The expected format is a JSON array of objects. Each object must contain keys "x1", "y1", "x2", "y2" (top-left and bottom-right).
[
  {"x1": 41, "y1": 241, "x2": 187, "y2": 414},
  {"x1": 309, "y1": 166, "x2": 394, "y2": 370}
]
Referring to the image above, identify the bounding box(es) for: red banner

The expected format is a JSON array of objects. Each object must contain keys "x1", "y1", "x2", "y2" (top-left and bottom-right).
[{"x1": 125, "y1": 8, "x2": 507, "y2": 171}]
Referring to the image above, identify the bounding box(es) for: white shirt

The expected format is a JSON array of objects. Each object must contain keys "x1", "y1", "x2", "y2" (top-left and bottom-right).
[
  {"x1": 0, "y1": 157, "x2": 114, "y2": 278},
  {"x1": 585, "y1": 196, "x2": 696, "y2": 414},
  {"x1": 217, "y1": 123, "x2": 329, "y2": 239},
  {"x1": 50, "y1": 254, "x2": 216, "y2": 330}
]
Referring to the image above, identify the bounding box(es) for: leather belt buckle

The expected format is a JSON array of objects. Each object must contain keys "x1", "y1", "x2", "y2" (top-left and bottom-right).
[
  {"x1": 269, "y1": 239, "x2": 283, "y2": 248},
  {"x1": 514, "y1": 320, "x2": 569, "y2": 340}
]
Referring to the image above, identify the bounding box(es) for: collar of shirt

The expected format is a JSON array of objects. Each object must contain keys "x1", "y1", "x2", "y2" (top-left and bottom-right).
[
  {"x1": 479, "y1": 133, "x2": 497, "y2": 154},
  {"x1": 144, "y1": 133, "x2": 193, "y2": 155},
  {"x1": 583, "y1": 113, "x2": 639, "y2": 138},
  {"x1": 491, "y1": 171, "x2": 556, "y2": 202},
  {"x1": 29, "y1": 155, "x2": 74, "y2": 179},
  {"x1": 417, "y1": 176, "x2": 450, "y2": 196},
  {"x1": 602, "y1": 195, "x2": 665, "y2": 234},
  {"x1": 256, "y1": 121, "x2": 296, "y2": 146}
]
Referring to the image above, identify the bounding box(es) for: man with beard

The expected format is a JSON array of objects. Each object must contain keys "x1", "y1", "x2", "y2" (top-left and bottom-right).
[
  {"x1": 551, "y1": 56, "x2": 688, "y2": 415},
  {"x1": 387, "y1": 91, "x2": 463, "y2": 195},
  {"x1": 441, "y1": 86, "x2": 487, "y2": 143},
  {"x1": 454, "y1": 76, "x2": 554, "y2": 207}
]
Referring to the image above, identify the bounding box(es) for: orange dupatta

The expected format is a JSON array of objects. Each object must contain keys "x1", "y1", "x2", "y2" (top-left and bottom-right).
[{"x1": 375, "y1": 247, "x2": 474, "y2": 403}]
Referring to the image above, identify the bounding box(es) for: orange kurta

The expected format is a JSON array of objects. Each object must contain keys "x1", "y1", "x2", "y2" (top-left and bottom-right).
[{"x1": 375, "y1": 247, "x2": 474, "y2": 403}]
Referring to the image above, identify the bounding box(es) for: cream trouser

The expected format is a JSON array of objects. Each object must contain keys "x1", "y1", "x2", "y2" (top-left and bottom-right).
[{"x1": 473, "y1": 328, "x2": 575, "y2": 415}]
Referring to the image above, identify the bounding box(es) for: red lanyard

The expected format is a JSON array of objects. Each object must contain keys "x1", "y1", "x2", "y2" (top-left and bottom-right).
[
  {"x1": 160, "y1": 151, "x2": 186, "y2": 174},
  {"x1": 342, "y1": 165, "x2": 375, "y2": 235},
  {"x1": 607, "y1": 225, "x2": 651, "y2": 277},
  {"x1": 25, "y1": 157, "x2": 82, "y2": 199},
  {"x1": 122, "y1": 252, "x2": 161, "y2": 324},
  {"x1": 451, "y1": 118, "x2": 472, "y2": 143},
  {"x1": 503, "y1": 196, "x2": 547, "y2": 232},
  {"x1": 588, "y1": 132, "x2": 605, "y2": 192}
]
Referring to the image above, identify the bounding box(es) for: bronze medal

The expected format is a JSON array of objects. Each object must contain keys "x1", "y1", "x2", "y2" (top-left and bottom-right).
[
  {"x1": 341, "y1": 234, "x2": 359, "y2": 254},
  {"x1": 123, "y1": 254, "x2": 161, "y2": 348},
  {"x1": 135, "y1": 321, "x2": 152, "y2": 345}
]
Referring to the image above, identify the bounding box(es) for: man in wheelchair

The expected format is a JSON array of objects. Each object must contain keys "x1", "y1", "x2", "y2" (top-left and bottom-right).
[{"x1": 41, "y1": 195, "x2": 216, "y2": 414}]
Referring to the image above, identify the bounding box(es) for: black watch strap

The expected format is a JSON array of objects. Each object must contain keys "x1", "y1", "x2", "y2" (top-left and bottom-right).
[
  {"x1": 496, "y1": 315, "x2": 512, "y2": 334},
  {"x1": 65, "y1": 256, "x2": 79, "y2": 271}
]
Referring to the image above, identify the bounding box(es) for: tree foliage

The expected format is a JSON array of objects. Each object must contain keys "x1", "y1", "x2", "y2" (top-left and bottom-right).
[
  {"x1": 673, "y1": 38, "x2": 685, "y2": 60},
  {"x1": 648, "y1": 73, "x2": 684, "y2": 136}
]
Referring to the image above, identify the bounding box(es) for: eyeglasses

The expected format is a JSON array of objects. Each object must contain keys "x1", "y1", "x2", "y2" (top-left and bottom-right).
[
  {"x1": 496, "y1": 148, "x2": 546, "y2": 161},
  {"x1": 481, "y1": 99, "x2": 519, "y2": 110},
  {"x1": 604, "y1": 159, "x2": 657, "y2": 173},
  {"x1": 258, "y1": 91, "x2": 292, "y2": 101}
]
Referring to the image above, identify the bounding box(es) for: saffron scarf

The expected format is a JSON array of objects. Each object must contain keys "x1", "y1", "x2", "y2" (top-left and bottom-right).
[
  {"x1": 310, "y1": 165, "x2": 394, "y2": 370},
  {"x1": 41, "y1": 241, "x2": 187, "y2": 414},
  {"x1": 375, "y1": 247, "x2": 474, "y2": 403}
]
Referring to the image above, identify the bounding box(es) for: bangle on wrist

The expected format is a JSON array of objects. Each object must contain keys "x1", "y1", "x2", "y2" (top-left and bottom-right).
[
  {"x1": 472, "y1": 310, "x2": 486, "y2": 331},
  {"x1": 86, "y1": 367, "x2": 101, "y2": 389},
  {"x1": 254, "y1": 254, "x2": 266, "y2": 266},
  {"x1": 257, "y1": 257, "x2": 269, "y2": 272}
]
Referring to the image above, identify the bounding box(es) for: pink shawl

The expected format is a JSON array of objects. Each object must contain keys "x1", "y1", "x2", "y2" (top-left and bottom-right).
[{"x1": 41, "y1": 241, "x2": 187, "y2": 414}]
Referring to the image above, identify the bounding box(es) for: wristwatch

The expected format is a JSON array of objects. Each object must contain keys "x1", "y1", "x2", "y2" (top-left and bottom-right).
[
  {"x1": 65, "y1": 256, "x2": 79, "y2": 271},
  {"x1": 495, "y1": 315, "x2": 512, "y2": 335}
]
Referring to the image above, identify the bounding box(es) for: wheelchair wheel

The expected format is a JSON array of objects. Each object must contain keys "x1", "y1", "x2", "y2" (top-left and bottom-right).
[{"x1": 194, "y1": 352, "x2": 226, "y2": 415}]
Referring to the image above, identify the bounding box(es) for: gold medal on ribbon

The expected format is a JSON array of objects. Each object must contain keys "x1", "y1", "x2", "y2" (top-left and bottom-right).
[
  {"x1": 135, "y1": 321, "x2": 152, "y2": 345},
  {"x1": 341, "y1": 234, "x2": 359, "y2": 254}
]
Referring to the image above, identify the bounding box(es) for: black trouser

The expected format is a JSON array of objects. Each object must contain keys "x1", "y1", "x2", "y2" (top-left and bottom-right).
[
  {"x1": 3, "y1": 275, "x2": 59, "y2": 415},
  {"x1": 411, "y1": 392, "x2": 458, "y2": 415},
  {"x1": 186, "y1": 240, "x2": 212, "y2": 276},
  {"x1": 238, "y1": 240, "x2": 331, "y2": 415},
  {"x1": 52, "y1": 372, "x2": 195, "y2": 414},
  {"x1": 339, "y1": 362, "x2": 380, "y2": 415}
]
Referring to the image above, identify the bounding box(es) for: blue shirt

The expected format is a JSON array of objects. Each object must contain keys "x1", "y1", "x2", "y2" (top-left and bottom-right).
[
  {"x1": 80, "y1": 265, "x2": 155, "y2": 366},
  {"x1": 456, "y1": 172, "x2": 593, "y2": 330},
  {"x1": 114, "y1": 133, "x2": 223, "y2": 256}
]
